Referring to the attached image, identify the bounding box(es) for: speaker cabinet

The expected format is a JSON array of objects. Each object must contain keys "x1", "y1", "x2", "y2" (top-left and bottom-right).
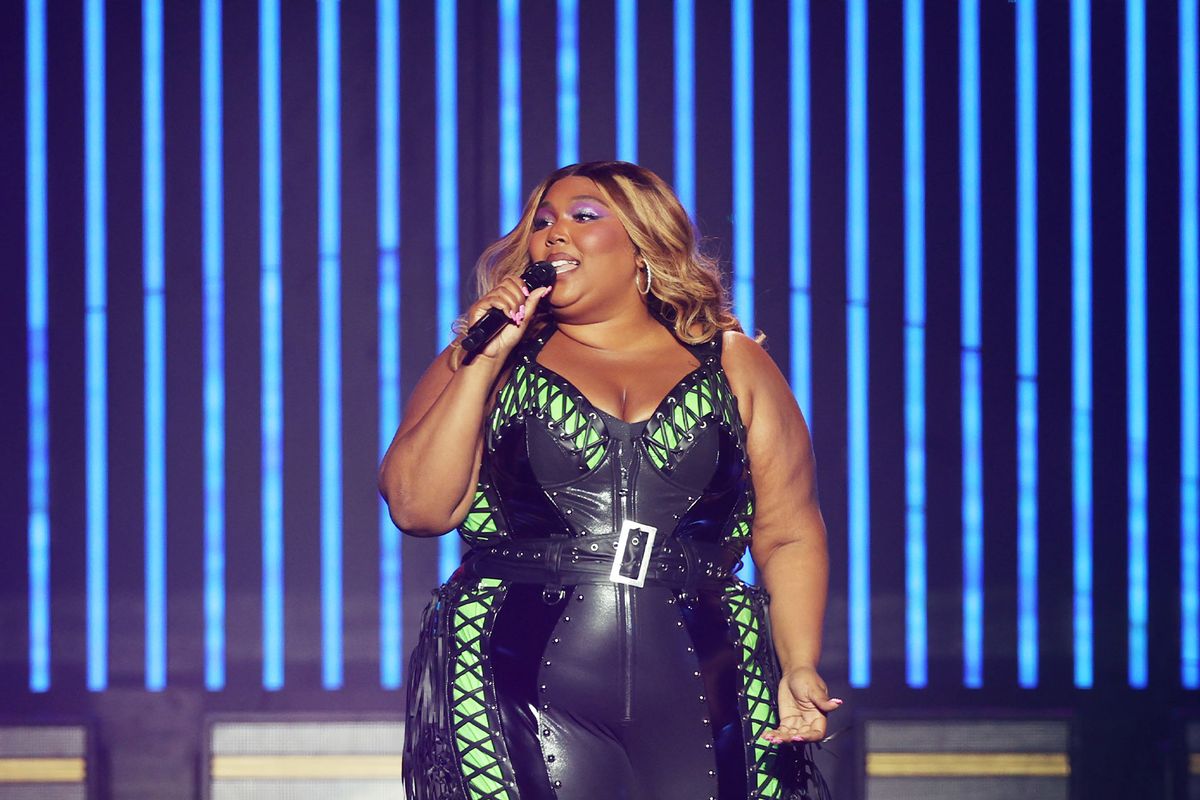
[
  {"x1": 860, "y1": 715, "x2": 1072, "y2": 800},
  {"x1": 0, "y1": 722, "x2": 91, "y2": 800},
  {"x1": 203, "y1": 715, "x2": 405, "y2": 800}
]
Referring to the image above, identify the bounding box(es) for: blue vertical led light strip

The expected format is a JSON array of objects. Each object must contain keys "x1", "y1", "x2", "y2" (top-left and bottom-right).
[
  {"x1": 1126, "y1": 0, "x2": 1148, "y2": 690},
  {"x1": 499, "y1": 0, "x2": 521, "y2": 233},
  {"x1": 201, "y1": 0, "x2": 226, "y2": 692},
  {"x1": 616, "y1": 0, "x2": 637, "y2": 162},
  {"x1": 733, "y1": 0, "x2": 755, "y2": 585},
  {"x1": 25, "y1": 0, "x2": 50, "y2": 694},
  {"x1": 558, "y1": 0, "x2": 579, "y2": 166},
  {"x1": 1070, "y1": 0, "x2": 1094, "y2": 690},
  {"x1": 436, "y1": 0, "x2": 460, "y2": 583},
  {"x1": 732, "y1": 0, "x2": 754, "y2": 339},
  {"x1": 143, "y1": 0, "x2": 167, "y2": 692},
  {"x1": 788, "y1": 0, "x2": 811, "y2": 425},
  {"x1": 846, "y1": 0, "x2": 870, "y2": 688},
  {"x1": 1015, "y1": 0, "x2": 1039, "y2": 689},
  {"x1": 318, "y1": 0, "x2": 344, "y2": 690},
  {"x1": 378, "y1": 0, "x2": 402, "y2": 690},
  {"x1": 959, "y1": 0, "x2": 984, "y2": 690},
  {"x1": 84, "y1": 0, "x2": 109, "y2": 693},
  {"x1": 260, "y1": 0, "x2": 284, "y2": 691},
  {"x1": 1181, "y1": 0, "x2": 1199, "y2": 690},
  {"x1": 903, "y1": 0, "x2": 927, "y2": 689},
  {"x1": 673, "y1": 0, "x2": 695, "y2": 217}
]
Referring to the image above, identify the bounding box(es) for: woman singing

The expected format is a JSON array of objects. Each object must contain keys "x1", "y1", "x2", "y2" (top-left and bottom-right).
[{"x1": 380, "y1": 161, "x2": 837, "y2": 799}]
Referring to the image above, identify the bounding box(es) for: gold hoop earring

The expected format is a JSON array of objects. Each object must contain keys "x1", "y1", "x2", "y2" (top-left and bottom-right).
[{"x1": 636, "y1": 263, "x2": 653, "y2": 296}]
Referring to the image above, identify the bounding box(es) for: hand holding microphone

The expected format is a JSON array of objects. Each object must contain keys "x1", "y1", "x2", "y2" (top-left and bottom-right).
[{"x1": 460, "y1": 261, "x2": 558, "y2": 363}]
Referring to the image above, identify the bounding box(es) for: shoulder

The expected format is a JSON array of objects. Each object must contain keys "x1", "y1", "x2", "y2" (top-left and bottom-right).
[{"x1": 719, "y1": 330, "x2": 778, "y2": 382}]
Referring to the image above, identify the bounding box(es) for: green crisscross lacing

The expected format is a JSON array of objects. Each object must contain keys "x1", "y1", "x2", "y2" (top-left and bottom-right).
[
  {"x1": 728, "y1": 494, "x2": 755, "y2": 545},
  {"x1": 490, "y1": 362, "x2": 607, "y2": 470},
  {"x1": 449, "y1": 578, "x2": 513, "y2": 799},
  {"x1": 644, "y1": 369, "x2": 740, "y2": 472},
  {"x1": 725, "y1": 584, "x2": 783, "y2": 799},
  {"x1": 459, "y1": 483, "x2": 506, "y2": 547}
]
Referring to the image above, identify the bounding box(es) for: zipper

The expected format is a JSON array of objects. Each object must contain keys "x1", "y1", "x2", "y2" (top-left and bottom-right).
[
  {"x1": 613, "y1": 436, "x2": 640, "y2": 723},
  {"x1": 623, "y1": 444, "x2": 642, "y2": 721}
]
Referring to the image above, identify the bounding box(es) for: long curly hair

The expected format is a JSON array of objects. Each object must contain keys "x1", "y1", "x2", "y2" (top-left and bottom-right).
[{"x1": 465, "y1": 160, "x2": 745, "y2": 347}]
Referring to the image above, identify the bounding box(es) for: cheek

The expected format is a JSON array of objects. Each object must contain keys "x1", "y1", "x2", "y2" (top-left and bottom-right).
[
  {"x1": 577, "y1": 222, "x2": 633, "y2": 259},
  {"x1": 528, "y1": 231, "x2": 547, "y2": 257}
]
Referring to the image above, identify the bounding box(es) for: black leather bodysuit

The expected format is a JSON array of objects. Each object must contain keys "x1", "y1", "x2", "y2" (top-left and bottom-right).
[{"x1": 404, "y1": 324, "x2": 821, "y2": 800}]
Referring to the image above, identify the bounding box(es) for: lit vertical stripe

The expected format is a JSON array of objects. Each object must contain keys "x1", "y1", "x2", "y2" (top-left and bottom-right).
[
  {"x1": 557, "y1": 0, "x2": 579, "y2": 165},
  {"x1": 847, "y1": 0, "x2": 870, "y2": 688},
  {"x1": 732, "y1": 0, "x2": 754, "y2": 337},
  {"x1": 959, "y1": 0, "x2": 983, "y2": 690},
  {"x1": 1126, "y1": 0, "x2": 1148, "y2": 690},
  {"x1": 789, "y1": 0, "x2": 811, "y2": 424},
  {"x1": 903, "y1": 0, "x2": 927, "y2": 689},
  {"x1": 201, "y1": 0, "x2": 226, "y2": 691},
  {"x1": 25, "y1": 0, "x2": 49, "y2": 694},
  {"x1": 436, "y1": 0, "x2": 461, "y2": 583},
  {"x1": 1070, "y1": 0, "x2": 1094, "y2": 689},
  {"x1": 318, "y1": 0, "x2": 344, "y2": 690},
  {"x1": 378, "y1": 0, "x2": 402, "y2": 690},
  {"x1": 143, "y1": 0, "x2": 167, "y2": 692},
  {"x1": 616, "y1": 0, "x2": 637, "y2": 162},
  {"x1": 1016, "y1": 0, "x2": 1039, "y2": 689},
  {"x1": 1182, "y1": 0, "x2": 1199, "y2": 690},
  {"x1": 499, "y1": 0, "x2": 521, "y2": 233},
  {"x1": 260, "y1": 0, "x2": 284, "y2": 691},
  {"x1": 732, "y1": 0, "x2": 755, "y2": 585},
  {"x1": 84, "y1": 0, "x2": 109, "y2": 693},
  {"x1": 673, "y1": 0, "x2": 695, "y2": 216}
]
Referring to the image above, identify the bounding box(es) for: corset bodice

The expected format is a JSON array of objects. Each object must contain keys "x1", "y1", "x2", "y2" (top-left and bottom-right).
[{"x1": 458, "y1": 323, "x2": 755, "y2": 555}]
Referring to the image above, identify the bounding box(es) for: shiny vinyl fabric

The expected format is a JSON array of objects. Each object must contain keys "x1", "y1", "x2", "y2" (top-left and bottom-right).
[{"x1": 404, "y1": 325, "x2": 825, "y2": 800}]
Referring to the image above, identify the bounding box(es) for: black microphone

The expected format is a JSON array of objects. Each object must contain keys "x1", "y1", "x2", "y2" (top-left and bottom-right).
[{"x1": 460, "y1": 260, "x2": 558, "y2": 361}]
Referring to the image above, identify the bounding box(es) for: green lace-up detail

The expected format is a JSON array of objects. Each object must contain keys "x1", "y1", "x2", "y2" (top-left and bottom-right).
[
  {"x1": 643, "y1": 368, "x2": 740, "y2": 473},
  {"x1": 460, "y1": 483, "x2": 506, "y2": 547},
  {"x1": 725, "y1": 584, "x2": 783, "y2": 799},
  {"x1": 729, "y1": 494, "x2": 755, "y2": 545},
  {"x1": 490, "y1": 361, "x2": 607, "y2": 470},
  {"x1": 449, "y1": 578, "x2": 513, "y2": 799}
]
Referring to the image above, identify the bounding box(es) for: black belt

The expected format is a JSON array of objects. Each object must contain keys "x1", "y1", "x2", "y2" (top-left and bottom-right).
[{"x1": 459, "y1": 533, "x2": 746, "y2": 601}]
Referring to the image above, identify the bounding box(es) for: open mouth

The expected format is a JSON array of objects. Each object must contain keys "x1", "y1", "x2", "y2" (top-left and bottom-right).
[{"x1": 550, "y1": 259, "x2": 580, "y2": 274}]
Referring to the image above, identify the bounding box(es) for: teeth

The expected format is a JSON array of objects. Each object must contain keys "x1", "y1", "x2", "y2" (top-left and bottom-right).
[{"x1": 550, "y1": 259, "x2": 579, "y2": 268}]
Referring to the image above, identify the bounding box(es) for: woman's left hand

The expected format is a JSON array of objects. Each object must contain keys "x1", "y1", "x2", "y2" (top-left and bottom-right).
[{"x1": 761, "y1": 666, "x2": 843, "y2": 744}]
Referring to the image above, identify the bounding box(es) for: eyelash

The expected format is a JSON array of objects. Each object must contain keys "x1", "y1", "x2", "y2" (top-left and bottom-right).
[{"x1": 533, "y1": 210, "x2": 599, "y2": 230}]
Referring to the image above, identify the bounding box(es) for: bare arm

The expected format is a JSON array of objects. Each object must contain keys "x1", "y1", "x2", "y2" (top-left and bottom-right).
[
  {"x1": 377, "y1": 281, "x2": 551, "y2": 536},
  {"x1": 722, "y1": 331, "x2": 841, "y2": 742}
]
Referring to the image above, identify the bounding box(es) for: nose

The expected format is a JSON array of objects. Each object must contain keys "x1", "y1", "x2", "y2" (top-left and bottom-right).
[{"x1": 544, "y1": 217, "x2": 570, "y2": 245}]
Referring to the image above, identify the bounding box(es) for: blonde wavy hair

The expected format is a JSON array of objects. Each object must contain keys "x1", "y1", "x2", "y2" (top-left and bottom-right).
[{"x1": 460, "y1": 161, "x2": 745, "y2": 354}]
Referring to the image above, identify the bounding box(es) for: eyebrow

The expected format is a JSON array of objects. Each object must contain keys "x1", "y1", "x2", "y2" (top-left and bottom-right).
[{"x1": 537, "y1": 194, "x2": 609, "y2": 208}]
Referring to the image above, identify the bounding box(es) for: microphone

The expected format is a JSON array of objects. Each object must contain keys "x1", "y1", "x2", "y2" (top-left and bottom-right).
[{"x1": 460, "y1": 260, "x2": 558, "y2": 360}]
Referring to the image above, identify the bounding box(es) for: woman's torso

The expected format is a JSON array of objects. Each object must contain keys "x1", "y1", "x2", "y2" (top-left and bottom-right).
[{"x1": 458, "y1": 321, "x2": 755, "y2": 560}]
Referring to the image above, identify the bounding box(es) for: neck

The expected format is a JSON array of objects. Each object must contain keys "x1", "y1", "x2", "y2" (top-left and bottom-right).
[{"x1": 553, "y1": 304, "x2": 666, "y2": 352}]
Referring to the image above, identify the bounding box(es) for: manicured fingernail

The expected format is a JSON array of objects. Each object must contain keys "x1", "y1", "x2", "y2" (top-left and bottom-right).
[
  {"x1": 831, "y1": 698, "x2": 844, "y2": 704},
  {"x1": 521, "y1": 285, "x2": 530, "y2": 296}
]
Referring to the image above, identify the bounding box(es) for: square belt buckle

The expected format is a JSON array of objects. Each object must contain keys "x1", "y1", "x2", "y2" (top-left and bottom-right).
[{"x1": 610, "y1": 519, "x2": 658, "y2": 588}]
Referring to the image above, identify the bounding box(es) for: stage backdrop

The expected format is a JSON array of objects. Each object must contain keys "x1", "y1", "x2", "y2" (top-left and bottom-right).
[{"x1": 0, "y1": 0, "x2": 1197, "y2": 794}]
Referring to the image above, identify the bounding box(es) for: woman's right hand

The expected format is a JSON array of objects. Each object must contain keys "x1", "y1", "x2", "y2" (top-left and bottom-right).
[{"x1": 461, "y1": 275, "x2": 553, "y2": 363}]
